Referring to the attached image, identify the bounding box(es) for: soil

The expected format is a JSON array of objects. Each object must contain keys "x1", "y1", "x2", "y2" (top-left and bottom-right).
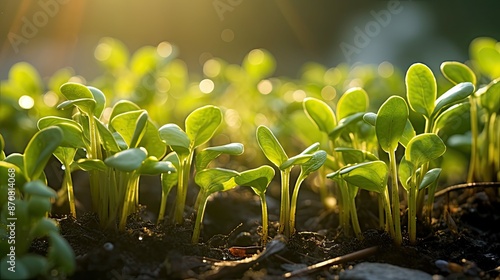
[{"x1": 32, "y1": 183, "x2": 500, "y2": 280}]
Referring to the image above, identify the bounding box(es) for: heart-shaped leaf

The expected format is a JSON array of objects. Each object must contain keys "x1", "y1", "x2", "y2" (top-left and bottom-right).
[
  {"x1": 406, "y1": 63, "x2": 436, "y2": 118},
  {"x1": 235, "y1": 165, "x2": 275, "y2": 195},
  {"x1": 256, "y1": 125, "x2": 288, "y2": 168},
  {"x1": 24, "y1": 127, "x2": 63, "y2": 181},
  {"x1": 185, "y1": 105, "x2": 222, "y2": 149},
  {"x1": 431, "y1": 82, "x2": 474, "y2": 118},
  {"x1": 195, "y1": 143, "x2": 244, "y2": 171},
  {"x1": 303, "y1": 97, "x2": 336, "y2": 134},
  {"x1": 440, "y1": 61, "x2": 477, "y2": 85},
  {"x1": 158, "y1": 123, "x2": 190, "y2": 156},
  {"x1": 104, "y1": 148, "x2": 147, "y2": 172},
  {"x1": 405, "y1": 133, "x2": 446, "y2": 168},
  {"x1": 337, "y1": 87, "x2": 368, "y2": 120},
  {"x1": 376, "y1": 96, "x2": 409, "y2": 152}
]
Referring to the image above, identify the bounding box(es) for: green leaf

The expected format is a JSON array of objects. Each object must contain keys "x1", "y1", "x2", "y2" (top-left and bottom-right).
[
  {"x1": 130, "y1": 111, "x2": 149, "y2": 148},
  {"x1": 431, "y1": 82, "x2": 475, "y2": 118},
  {"x1": 161, "y1": 152, "x2": 179, "y2": 194},
  {"x1": 109, "y1": 100, "x2": 141, "y2": 126},
  {"x1": 363, "y1": 112, "x2": 377, "y2": 126},
  {"x1": 158, "y1": 123, "x2": 190, "y2": 156},
  {"x1": 24, "y1": 180, "x2": 57, "y2": 198},
  {"x1": 400, "y1": 120, "x2": 416, "y2": 148},
  {"x1": 335, "y1": 147, "x2": 378, "y2": 164},
  {"x1": 280, "y1": 154, "x2": 313, "y2": 170},
  {"x1": 256, "y1": 125, "x2": 288, "y2": 168},
  {"x1": 419, "y1": 168, "x2": 442, "y2": 190},
  {"x1": 24, "y1": 127, "x2": 63, "y2": 181},
  {"x1": 303, "y1": 97, "x2": 336, "y2": 134},
  {"x1": 440, "y1": 61, "x2": 477, "y2": 85},
  {"x1": 28, "y1": 195, "x2": 52, "y2": 217},
  {"x1": 479, "y1": 79, "x2": 500, "y2": 114},
  {"x1": 333, "y1": 161, "x2": 388, "y2": 194},
  {"x1": 59, "y1": 83, "x2": 96, "y2": 115},
  {"x1": 337, "y1": 87, "x2": 369, "y2": 120},
  {"x1": 434, "y1": 102, "x2": 470, "y2": 133},
  {"x1": 301, "y1": 150, "x2": 327, "y2": 175},
  {"x1": 37, "y1": 117, "x2": 86, "y2": 148},
  {"x1": 95, "y1": 117, "x2": 121, "y2": 153},
  {"x1": 0, "y1": 162, "x2": 27, "y2": 194},
  {"x1": 299, "y1": 142, "x2": 321, "y2": 155},
  {"x1": 405, "y1": 133, "x2": 446, "y2": 167},
  {"x1": 405, "y1": 63, "x2": 436, "y2": 118},
  {"x1": 76, "y1": 159, "x2": 107, "y2": 171},
  {"x1": 195, "y1": 168, "x2": 240, "y2": 195},
  {"x1": 87, "y1": 86, "x2": 106, "y2": 118},
  {"x1": 235, "y1": 165, "x2": 275, "y2": 195},
  {"x1": 48, "y1": 231, "x2": 75, "y2": 275},
  {"x1": 185, "y1": 105, "x2": 222, "y2": 149},
  {"x1": 398, "y1": 157, "x2": 414, "y2": 192},
  {"x1": 470, "y1": 37, "x2": 500, "y2": 78},
  {"x1": 53, "y1": 147, "x2": 77, "y2": 167},
  {"x1": 111, "y1": 110, "x2": 147, "y2": 148},
  {"x1": 376, "y1": 96, "x2": 409, "y2": 152},
  {"x1": 138, "y1": 156, "x2": 176, "y2": 175},
  {"x1": 57, "y1": 98, "x2": 96, "y2": 116},
  {"x1": 104, "y1": 148, "x2": 147, "y2": 172},
  {"x1": 328, "y1": 112, "x2": 365, "y2": 141},
  {"x1": 195, "y1": 143, "x2": 244, "y2": 170}
]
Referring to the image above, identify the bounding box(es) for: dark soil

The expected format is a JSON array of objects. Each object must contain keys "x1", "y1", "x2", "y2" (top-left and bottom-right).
[{"x1": 33, "y1": 184, "x2": 500, "y2": 279}]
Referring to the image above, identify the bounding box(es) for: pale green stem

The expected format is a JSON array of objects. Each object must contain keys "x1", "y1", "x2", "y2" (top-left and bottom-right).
[
  {"x1": 350, "y1": 196, "x2": 362, "y2": 239},
  {"x1": 389, "y1": 150, "x2": 402, "y2": 246},
  {"x1": 289, "y1": 173, "x2": 306, "y2": 236},
  {"x1": 279, "y1": 168, "x2": 291, "y2": 237},
  {"x1": 408, "y1": 173, "x2": 418, "y2": 244},
  {"x1": 192, "y1": 190, "x2": 209, "y2": 244},
  {"x1": 119, "y1": 173, "x2": 139, "y2": 231},
  {"x1": 173, "y1": 152, "x2": 193, "y2": 224},
  {"x1": 63, "y1": 162, "x2": 76, "y2": 218},
  {"x1": 383, "y1": 187, "x2": 395, "y2": 238},
  {"x1": 259, "y1": 194, "x2": 269, "y2": 246},
  {"x1": 487, "y1": 113, "x2": 496, "y2": 181},
  {"x1": 468, "y1": 96, "x2": 479, "y2": 183},
  {"x1": 339, "y1": 180, "x2": 351, "y2": 237},
  {"x1": 378, "y1": 194, "x2": 384, "y2": 230}
]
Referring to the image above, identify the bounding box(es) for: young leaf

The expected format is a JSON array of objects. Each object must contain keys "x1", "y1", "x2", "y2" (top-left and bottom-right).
[
  {"x1": 335, "y1": 147, "x2": 378, "y2": 164},
  {"x1": 94, "y1": 118, "x2": 121, "y2": 153},
  {"x1": 419, "y1": 168, "x2": 442, "y2": 190},
  {"x1": 405, "y1": 133, "x2": 446, "y2": 168},
  {"x1": 59, "y1": 83, "x2": 96, "y2": 115},
  {"x1": 195, "y1": 143, "x2": 244, "y2": 171},
  {"x1": 337, "y1": 88, "x2": 369, "y2": 120},
  {"x1": 76, "y1": 159, "x2": 107, "y2": 171},
  {"x1": 111, "y1": 110, "x2": 147, "y2": 148},
  {"x1": 23, "y1": 180, "x2": 57, "y2": 198},
  {"x1": 406, "y1": 63, "x2": 436, "y2": 118},
  {"x1": 37, "y1": 117, "x2": 86, "y2": 148},
  {"x1": 376, "y1": 96, "x2": 409, "y2": 152},
  {"x1": 87, "y1": 86, "x2": 106, "y2": 118},
  {"x1": 24, "y1": 127, "x2": 63, "y2": 181},
  {"x1": 185, "y1": 105, "x2": 223, "y2": 148},
  {"x1": 138, "y1": 156, "x2": 176, "y2": 175},
  {"x1": 303, "y1": 97, "x2": 336, "y2": 134},
  {"x1": 434, "y1": 102, "x2": 470, "y2": 133},
  {"x1": 398, "y1": 158, "x2": 414, "y2": 192},
  {"x1": 104, "y1": 147, "x2": 147, "y2": 172},
  {"x1": 334, "y1": 161, "x2": 388, "y2": 194},
  {"x1": 440, "y1": 61, "x2": 477, "y2": 85},
  {"x1": 109, "y1": 100, "x2": 141, "y2": 125},
  {"x1": 195, "y1": 168, "x2": 240, "y2": 194},
  {"x1": 328, "y1": 112, "x2": 365, "y2": 141},
  {"x1": 161, "y1": 152, "x2": 179, "y2": 193},
  {"x1": 57, "y1": 98, "x2": 96, "y2": 115},
  {"x1": 431, "y1": 82, "x2": 475, "y2": 118},
  {"x1": 479, "y1": 79, "x2": 500, "y2": 114},
  {"x1": 400, "y1": 120, "x2": 416, "y2": 148},
  {"x1": 301, "y1": 150, "x2": 327, "y2": 175},
  {"x1": 235, "y1": 165, "x2": 275, "y2": 195},
  {"x1": 363, "y1": 112, "x2": 377, "y2": 126},
  {"x1": 256, "y1": 125, "x2": 288, "y2": 167},
  {"x1": 279, "y1": 154, "x2": 313, "y2": 170},
  {"x1": 158, "y1": 123, "x2": 190, "y2": 156},
  {"x1": 130, "y1": 111, "x2": 149, "y2": 148}
]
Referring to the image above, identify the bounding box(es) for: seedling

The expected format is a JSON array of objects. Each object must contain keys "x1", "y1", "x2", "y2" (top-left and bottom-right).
[
  {"x1": 327, "y1": 161, "x2": 392, "y2": 240},
  {"x1": 256, "y1": 125, "x2": 325, "y2": 237},
  {"x1": 159, "y1": 105, "x2": 223, "y2": 225},
  {"x1": 191, "y1": 168, "x2": 240, "y2": 244},
  {"x1": 235, "y1": 165, "x2": 275, "y2": 245}
]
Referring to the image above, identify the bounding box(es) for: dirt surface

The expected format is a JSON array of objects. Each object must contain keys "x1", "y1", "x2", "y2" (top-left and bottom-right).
[{"x1": 32, "y1": 184, "x2": 500, "y2": 279}]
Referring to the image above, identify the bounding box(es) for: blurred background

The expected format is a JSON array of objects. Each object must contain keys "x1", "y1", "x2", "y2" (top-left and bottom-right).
[{"x1": 1, "y1": 0, "x2": 499, "y2": 79}]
